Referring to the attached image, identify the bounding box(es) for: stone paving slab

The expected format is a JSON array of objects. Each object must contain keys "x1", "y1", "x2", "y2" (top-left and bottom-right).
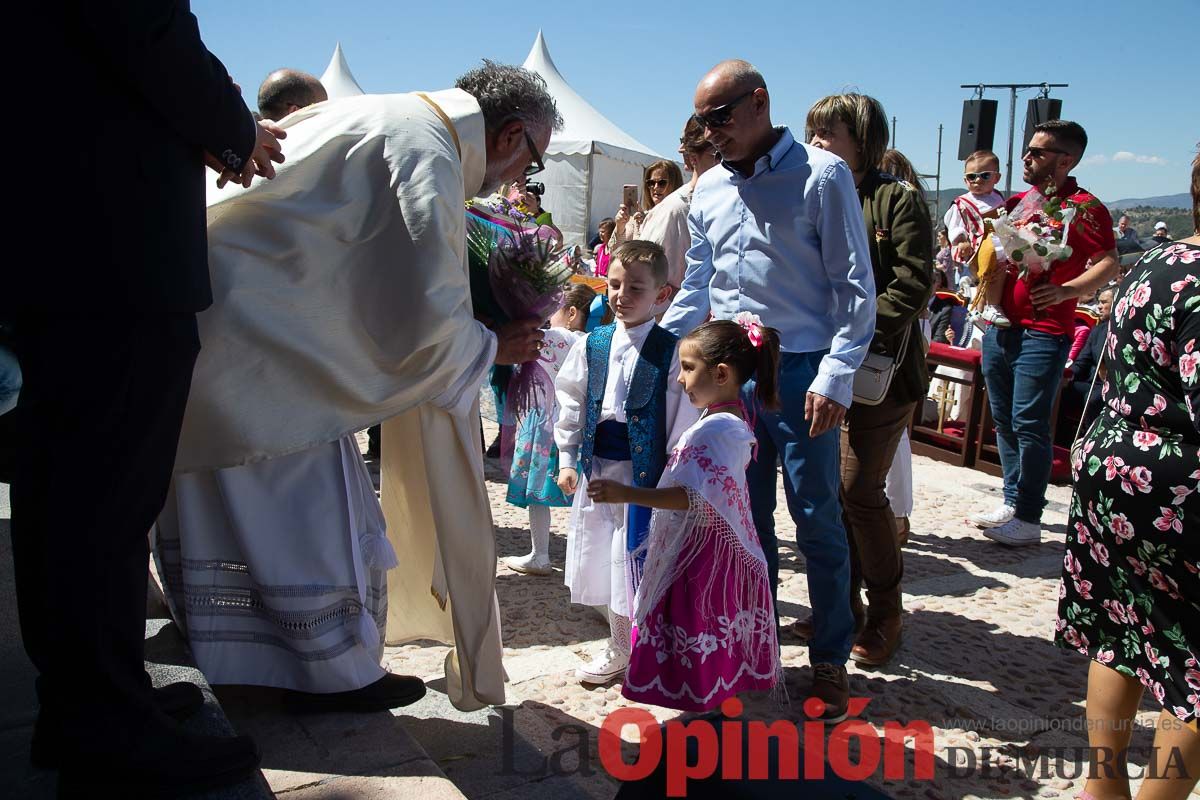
[
  {"x1": 216, "y1": 686, "x2": 466, "y2": 799},
  {"x1": 273, "y1": 760, "x2": 462, "y2": 799}
]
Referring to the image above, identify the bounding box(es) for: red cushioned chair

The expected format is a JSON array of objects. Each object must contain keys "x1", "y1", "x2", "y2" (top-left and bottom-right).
[{"x1": 910, "y1": 341, "x2": 986, "y2": 467}]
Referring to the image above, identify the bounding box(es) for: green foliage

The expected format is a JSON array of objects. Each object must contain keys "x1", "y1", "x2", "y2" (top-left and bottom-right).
[{"x1": 1119, "y1": 206, "x2": 1193, "y2": 241}]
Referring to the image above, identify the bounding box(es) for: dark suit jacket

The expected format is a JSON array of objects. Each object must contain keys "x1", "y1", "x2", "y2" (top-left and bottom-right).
[
  {"x1": 4, "y1": 1, "x2": 256, "y2": 314},
  {"x1": 1071, "y1": 321, "x2": 1108, "y2": 387}
]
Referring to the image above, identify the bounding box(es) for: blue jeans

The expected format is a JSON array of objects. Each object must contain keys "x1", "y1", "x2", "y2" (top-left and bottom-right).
[
  {"x1": 744, "y1": 351, "x2": 854, "y2": 666},
  {"x1": 981, "y1": 326, "x2": 1070, "y2": 523},
  {"x1": 0, "y1": 344, "x2": 20, "y2": 415}
]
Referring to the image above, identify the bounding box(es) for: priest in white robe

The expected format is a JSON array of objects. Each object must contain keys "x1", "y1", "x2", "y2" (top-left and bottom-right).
[{"x1": 154, "y1": 63, "x2": 561, "y2": 712}]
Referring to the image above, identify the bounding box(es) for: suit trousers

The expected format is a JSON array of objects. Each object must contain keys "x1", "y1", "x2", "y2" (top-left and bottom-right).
[
  {"x1": 841, "y1": 398, "x2": 917, "y2": 622},
  {"x1": 10, "y1": 313, "x2": 200, "y2": 733}
]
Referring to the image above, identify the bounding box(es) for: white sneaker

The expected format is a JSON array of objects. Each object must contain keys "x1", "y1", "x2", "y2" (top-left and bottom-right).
[
  {"x1": 970, "y1": 504, "x2": 1015, "y2": 529},
  {"x1": 576, "y1": 648, "x2": 629, "y2": 684},
  {"x1": 981, "y1": 304, "x2": 1011, "y2": 328},
  {"x1": 504, "y1": 553, "x2": 552, "y2": 576},
  {"x1": 982, "y1": 517, "x2": 1042, "y2": 547},
  {"x1": 971, "y1": 304, "x2": 1012, "y2": 331}
]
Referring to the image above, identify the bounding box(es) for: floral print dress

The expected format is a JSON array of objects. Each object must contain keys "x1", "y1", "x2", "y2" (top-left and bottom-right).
[
  {"x1": 1056, "y1": 241, "x2": 1200, "y2": 726},
  {"x1": 505, "y1": 327, "x2": 582, "y2": 508}
]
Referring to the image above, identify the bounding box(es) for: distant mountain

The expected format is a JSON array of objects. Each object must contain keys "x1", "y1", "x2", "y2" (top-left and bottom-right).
[
  {"x1": 1106, "y1": 193, "x2": 1189, "y2": 211},
  {"x1": 913, "y1": 185, "x2": 1190, "y2": 221}
]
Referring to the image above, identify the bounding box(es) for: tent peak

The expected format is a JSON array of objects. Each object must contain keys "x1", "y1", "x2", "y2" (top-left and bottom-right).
[
  {"x1": 523, "y1": 30, "x2": 561, "y2": 80},
  {"x1": 320, "y1": 42, "x2": 365, "y2": 99},
  {"x1": 520, "y1": 31, "x2": 661, "y2": 159}
]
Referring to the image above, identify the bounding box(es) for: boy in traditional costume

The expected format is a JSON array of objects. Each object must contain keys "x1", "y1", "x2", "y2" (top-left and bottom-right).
[{"x1": 554, "y1": 241, "x2": 698, "y2": 684}]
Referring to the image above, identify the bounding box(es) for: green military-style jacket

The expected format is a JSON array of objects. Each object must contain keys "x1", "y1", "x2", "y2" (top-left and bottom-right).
[{"x1": 857, "y1": 169, "x2": 935, "y2": 405}]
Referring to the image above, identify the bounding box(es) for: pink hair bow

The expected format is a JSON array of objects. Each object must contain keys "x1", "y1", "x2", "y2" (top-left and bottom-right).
[{"x1": 733, "y1": 311, "x2": 765, "y2": 348}]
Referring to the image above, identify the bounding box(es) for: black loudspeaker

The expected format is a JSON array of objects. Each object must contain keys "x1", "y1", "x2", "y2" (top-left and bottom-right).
[
  {"x1": 958, "y1": 99, "x2": 998, "y2": 160},
  {"x1": 1022, "y1": 97, "x2": 1063, "y2": 153}
]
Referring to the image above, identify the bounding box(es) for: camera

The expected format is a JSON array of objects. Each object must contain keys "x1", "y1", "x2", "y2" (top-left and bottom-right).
[{"x1": 524, "y1": 181, "x2": 545, "y2": 196}]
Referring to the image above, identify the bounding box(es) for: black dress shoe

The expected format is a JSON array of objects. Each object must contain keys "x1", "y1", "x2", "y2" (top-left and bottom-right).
[
  {"x1": 281, "y1": 673, "x2": 427, "y2": 713},
  {"x1": 31, "y1": 682, "x2": 206, "y2": 769},
  {"x1": 55, "y1": 710, "x2": 261, "y2": 796},
  {"x1": 152, "y1": 681, "x2": 206, "y2": 717}
]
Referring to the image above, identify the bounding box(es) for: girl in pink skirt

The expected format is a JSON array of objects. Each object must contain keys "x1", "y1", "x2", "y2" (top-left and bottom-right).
[{"x1": 587, "y1": 314, "x2": 782, "y2": 711}]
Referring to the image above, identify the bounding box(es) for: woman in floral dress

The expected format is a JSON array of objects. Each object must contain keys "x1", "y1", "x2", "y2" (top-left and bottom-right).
[{"x1": 1056, "y1": 152, "x2": 1199, "y2": 799}]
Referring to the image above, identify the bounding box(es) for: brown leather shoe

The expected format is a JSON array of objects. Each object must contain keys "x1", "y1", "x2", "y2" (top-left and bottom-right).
[
  {"x1": 789, "y1": 614, "x2": 864, "y2": 642},
  {"x1": 849, "y1": 616, "x2": 903, "y2": 667},
  {"x1": 807, "y1": 663, "x2": 849, "y2": 723}
]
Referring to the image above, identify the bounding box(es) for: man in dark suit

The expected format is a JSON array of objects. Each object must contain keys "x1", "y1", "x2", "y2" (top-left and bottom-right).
[
  {"x1": 2, "y1": 1, "x2": 284, "y2": 792},
  {"x1": 1068, "y1": 287, "x2": 1115, "y2": 431}
]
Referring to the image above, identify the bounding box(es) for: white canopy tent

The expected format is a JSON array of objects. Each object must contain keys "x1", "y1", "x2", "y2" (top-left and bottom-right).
[
  {"x1": 320, "y1": 42, "x2": 365, "y2": 99},
  {"x1": 315, "y1": 34, "x2": 668, "y2": 247},
  {"x1": 521, "y1": 32, "x2": 667, "y2": 248}
]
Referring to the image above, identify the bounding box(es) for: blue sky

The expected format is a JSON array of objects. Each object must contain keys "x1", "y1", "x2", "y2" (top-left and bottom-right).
[{"x1": 195, "y1": 0, "x2": 1197, "y2": 203}]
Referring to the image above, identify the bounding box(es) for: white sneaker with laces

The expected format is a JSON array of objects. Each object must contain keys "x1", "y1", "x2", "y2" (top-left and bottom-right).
[
  {"x1": 576, "y1": 648, "x2": 629, "y2": 684},
  {"x1": 504, "y1": 553, "x2": 552, "y2": 576},
  {"x1": 970, "y1": 504, "x2": 1015, "y2": 528},
  {"x1": 983, "y1": 517, "x2": 1042, "y2": 547},
  {"x1": 980, "y1": 304, "x2": 1011, "y2": 328}
]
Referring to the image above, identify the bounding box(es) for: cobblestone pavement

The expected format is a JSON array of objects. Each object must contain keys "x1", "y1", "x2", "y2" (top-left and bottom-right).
[{"x1": 378, "y1": 425, "x2": 1198, "y2": 800}]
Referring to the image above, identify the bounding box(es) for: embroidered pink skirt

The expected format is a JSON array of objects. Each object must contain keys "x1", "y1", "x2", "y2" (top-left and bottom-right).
[{"x1": 622, "y1": 515, "x2": 779, "y2": 712}]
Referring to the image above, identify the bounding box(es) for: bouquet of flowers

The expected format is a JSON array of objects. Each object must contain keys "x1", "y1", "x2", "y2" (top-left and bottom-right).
[
  {"x1": 465, "y1": 193, "x2": 574, "y2": 464},
  {"x1": 989, "y1": 189, "x2": 1097, "y2": 283}
]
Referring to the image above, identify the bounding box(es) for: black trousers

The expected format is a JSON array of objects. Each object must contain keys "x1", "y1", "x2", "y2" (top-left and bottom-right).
[{"x1": 10, "y1": 313, "x2": 200, "y2": 732}]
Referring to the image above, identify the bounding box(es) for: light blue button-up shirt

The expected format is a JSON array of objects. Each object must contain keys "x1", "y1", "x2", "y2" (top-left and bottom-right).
[{"x1": 661, "y1": 127, "x2": 877, "y2": 408}]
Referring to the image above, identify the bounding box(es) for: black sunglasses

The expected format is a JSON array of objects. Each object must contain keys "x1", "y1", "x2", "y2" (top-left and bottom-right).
[
  {"x1": 524, "y1": 131, "x2": 545, "y2": 177},
  {"x1": 692, "y1": 91, "x2": 754, "y2": 129},
  {"x1": 646, "y1": 178, "x2": 671, "y2": 189},
  {"x1": 1023, "y1": 146, "x2": 1069, "y2": 159},
  {"x1": 964, "y1": 171, "x2": 994, "y2": 182}
]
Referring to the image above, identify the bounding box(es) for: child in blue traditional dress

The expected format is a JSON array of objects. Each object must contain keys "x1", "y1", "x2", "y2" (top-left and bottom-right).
[
  {"x1": 504, "y1": 283, "x2": 598, "y2": 576},
  {"x1": 554, "y1": 241, "x2": 698, "y2": 685}
]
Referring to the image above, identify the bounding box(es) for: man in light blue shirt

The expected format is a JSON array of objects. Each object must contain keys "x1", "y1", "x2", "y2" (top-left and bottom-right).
[{"x1": 661, "y1": 60, "x2": 876, "y2": 723}]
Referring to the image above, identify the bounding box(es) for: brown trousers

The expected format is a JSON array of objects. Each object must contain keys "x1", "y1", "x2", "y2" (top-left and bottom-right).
[{"x1": 840, "y1": 398, "x2": 917, "y2": 623}]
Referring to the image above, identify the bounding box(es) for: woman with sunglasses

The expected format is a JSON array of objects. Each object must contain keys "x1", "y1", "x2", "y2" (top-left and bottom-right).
[
  {"x1": 794, "y1": 93, "x2": 934, "y2": 667},
  {"x1": 613, "y1": 160, "x2": 683, "y2": 242},
  {"x1": 613, "y1": 123, "x2": 721, "y2": 307},
  {"x1": 615, "y1": 160, "x2": 684, "y2": 231}
]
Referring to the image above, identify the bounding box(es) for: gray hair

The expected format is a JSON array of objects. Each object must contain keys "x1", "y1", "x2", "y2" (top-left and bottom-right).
[{"x1": 454, "y1": 60, "x2": 562, "y2": 137}]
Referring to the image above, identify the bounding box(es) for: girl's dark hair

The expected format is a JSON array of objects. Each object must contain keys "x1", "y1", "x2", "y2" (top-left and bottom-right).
[
  {"x1": 682, "y1": 319, "x2": 781, "y2": 410},
  {"x1": 561, "y1": 282, "x2": 596, "y2": 315}
]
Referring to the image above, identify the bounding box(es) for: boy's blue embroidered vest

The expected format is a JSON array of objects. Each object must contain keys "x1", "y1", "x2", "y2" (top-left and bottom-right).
[{"x1": 578, "y1": 323, "x2": 677, "y2": 488}]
